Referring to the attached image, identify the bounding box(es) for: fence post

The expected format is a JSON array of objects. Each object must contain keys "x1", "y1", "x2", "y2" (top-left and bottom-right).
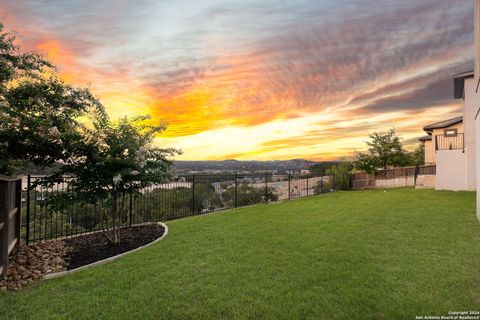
[
  {"x1": 192, "y1": 174, "x2": 195, "y2": 215},
  {"x1": 26, "y1": 175, "x2": 31, "y2": 245},
  {"x1": 129, "y1": 193, "x2": 133, "y2": 227},
  {"x1": 288, "y1": 174, "x2": 291, "y2": 200},
  {"x1": 15, "y1": 180, "x2": 21, "y2": 248},
  {"x1": 0, "y1": 176, "x2": 22, "y2": 275},
  {"x1": 349, "y1": 173, "x2": 353, "y2": 190},
  {"x1": 320, "y1": 176, "x2": 323, "y2": 194},
  {"x1": 264, "y1": 174, "x2": 268, "y2": 203},
  {"x1": 0, "y1": 180, "x2": 8, "y2": 274},
  {"x1": 234, "y1": 173, "x2": 238, "y2": 209},
  {"x1": 414, "y1": 164, "x2": 419, "y2": 187},
  {"x1": 306, "y1": 177, "x2": 309, "y2": 196}
]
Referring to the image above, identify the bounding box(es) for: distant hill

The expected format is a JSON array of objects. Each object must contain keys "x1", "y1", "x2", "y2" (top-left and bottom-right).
[
  {"x1": 18, "y1": 159, "x2": 344, "y2": 176},
  {"x1": 174, "y1": 159, "x2": 342, "y2": 174}
]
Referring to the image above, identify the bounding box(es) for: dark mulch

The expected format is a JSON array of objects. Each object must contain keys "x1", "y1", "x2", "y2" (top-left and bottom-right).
[{"x1": 64, "y1": 224, "x2": 165, "y2": 270}]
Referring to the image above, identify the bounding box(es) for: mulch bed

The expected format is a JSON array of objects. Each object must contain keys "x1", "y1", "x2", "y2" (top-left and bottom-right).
[
  {"x1": 65, "y1": 224, "x2": 165, "y2": 270},
  {"x1": 0, "y1": 224, "x2": 165, "y2": 291}
]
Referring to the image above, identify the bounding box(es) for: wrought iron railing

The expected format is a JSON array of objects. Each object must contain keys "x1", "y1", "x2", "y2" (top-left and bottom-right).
[
  {"x1": 21, "y1": 173, "x2": 336, "y2": 243},
  {"x1": 435, "y1": 133, "x2": 464, "y2": 151}
]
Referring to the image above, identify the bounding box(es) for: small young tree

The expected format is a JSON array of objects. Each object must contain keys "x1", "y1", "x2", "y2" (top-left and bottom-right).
[
  {"x1": 50, "y1": 115, "x2": 179, "y2": 244},
  {"x1": 353, "y1": 128, "x2": 410, "y2": 173},
  {"x1": 325, "y1": 162, "x2": 352, "y2": 190},
  {"x1": 352, "y1": 152, "x2": 380, "y2": 174},
  {"x1": 0, "y1": 23, "x2": 102, "y2": 175},
  {"x1": 412, "y1": 143, "x2": 425, "y2": 165}
]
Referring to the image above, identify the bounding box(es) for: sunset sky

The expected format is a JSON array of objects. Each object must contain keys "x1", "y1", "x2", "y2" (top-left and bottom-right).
[{"x1": 0, "y1": 0, "x2": 475, "y2": 161}]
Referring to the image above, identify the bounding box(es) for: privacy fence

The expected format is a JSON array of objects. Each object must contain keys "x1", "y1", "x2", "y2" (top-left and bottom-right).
[
  {"x1": 350, "y1": 165, "x2": 436, "y2": 190},
  {"x1": 21, "y1": 173, "x2": 336, "y2": 244}
]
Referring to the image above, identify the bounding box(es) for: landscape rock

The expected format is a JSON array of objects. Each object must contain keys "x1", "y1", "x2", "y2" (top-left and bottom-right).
[{"x1": 0, "y1": 240, "x2": 69, "y2": 291}]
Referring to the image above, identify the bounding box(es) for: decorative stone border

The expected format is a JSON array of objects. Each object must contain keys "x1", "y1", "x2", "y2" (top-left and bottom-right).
[{"x1": 44, "y1": 222, "x2": 168, "y2": 280}]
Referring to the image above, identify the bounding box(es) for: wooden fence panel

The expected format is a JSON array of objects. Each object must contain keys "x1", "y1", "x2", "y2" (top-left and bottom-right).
[
  {"x1": 418, "y1": 165, "x2": 436, "y2": 175},
  {"x1": 351, "y1": 165, "x2": 436, "y2": 190},
  {"x1": 350, "y1": 172, "x2": 376, "y2": 190},
  {"x1": 0, "y1": 175, "x2": 22, "y2": 275}
]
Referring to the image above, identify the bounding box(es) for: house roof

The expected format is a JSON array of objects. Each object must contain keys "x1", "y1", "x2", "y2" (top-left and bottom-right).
[
  {"x1": 418, "y1": 135, "x2": 432, "y2": 142},
  {"x1": 423, "y1": 116, "x2": 463, "y2": 133},
  {"x1": 453, "y1": 70, "x2": 474, "y2": 99}
]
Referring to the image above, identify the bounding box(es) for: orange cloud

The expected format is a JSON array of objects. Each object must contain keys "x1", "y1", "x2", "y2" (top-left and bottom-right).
[
  {"x1": 148, "y1": 54, "x2": 304, "y2": 137},
  {"x1": 35, "y1": 39, "x2": 78, "y2": 82}
]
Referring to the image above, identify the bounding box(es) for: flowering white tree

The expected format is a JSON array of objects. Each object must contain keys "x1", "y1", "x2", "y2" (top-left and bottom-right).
[
  {"x1": 0, "y1": 23, "x2": 102, "y2": 175},
  {"x1": 50, "y1": 114, "x2": 179, "y2": 244}
]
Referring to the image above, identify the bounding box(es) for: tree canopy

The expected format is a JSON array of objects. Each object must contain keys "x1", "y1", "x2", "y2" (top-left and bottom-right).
[
  {"x1": 48, "y1": 115, "x2": 180, "y2": 244},
  {"x1": 0, "y1": 22, "x2": 179, "y2": 244},
  {"x1": 353, "y1": 129, "x2": 416, "y2": 173},
  {"x1": 0, "y1": 23, "x2": 103, "y2": 175}
]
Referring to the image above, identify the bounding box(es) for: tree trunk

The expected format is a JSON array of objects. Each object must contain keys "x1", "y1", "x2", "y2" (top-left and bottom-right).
[{"x1": 97, "y1": 193, "x2": 128, "y2": 245}]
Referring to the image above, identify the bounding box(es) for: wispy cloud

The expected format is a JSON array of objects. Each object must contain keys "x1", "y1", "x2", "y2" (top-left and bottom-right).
[{"x1": 0, "y1": 0, "x2": 474, "y2": 159}]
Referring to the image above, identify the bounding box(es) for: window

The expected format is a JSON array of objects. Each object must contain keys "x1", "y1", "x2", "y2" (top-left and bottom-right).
[{"x1": 444, "y1": 129, "x2": 458, "y2": 137}]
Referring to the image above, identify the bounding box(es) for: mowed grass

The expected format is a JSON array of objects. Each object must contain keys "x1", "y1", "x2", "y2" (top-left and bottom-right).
[{"x1": 1, "y1": 188, "x2": 479, "y2": 319}]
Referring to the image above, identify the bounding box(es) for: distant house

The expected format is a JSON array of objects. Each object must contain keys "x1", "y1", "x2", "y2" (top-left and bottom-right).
[{"x1": 286, "y1": 169, "x2": 310, "y2": 176}]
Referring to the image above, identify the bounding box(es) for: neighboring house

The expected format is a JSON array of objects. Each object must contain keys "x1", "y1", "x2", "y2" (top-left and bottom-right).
[
  {"x1": 420, "y1": 116, "x2": 464, "y2": 165},
  {"x1": 419, "y1": 68, "x2": 480, "y2": 192},
  {"x1": 419, "y1": 0, "x2": 480, "y2": 194},
  {"x1": 419, "y1": 115, "x2": 472, "y2": 191},
  {"x1": 429, "y1": 0, "x2": 480, "y2": 218}
]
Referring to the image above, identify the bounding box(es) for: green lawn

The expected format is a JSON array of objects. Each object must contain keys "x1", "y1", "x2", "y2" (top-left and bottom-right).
[{"x1": 1, "y1": 188, "x2": 479, "y2": 319}]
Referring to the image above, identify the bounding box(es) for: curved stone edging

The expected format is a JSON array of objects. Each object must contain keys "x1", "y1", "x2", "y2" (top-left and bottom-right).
[{"x1": 44, "y1": 222, "x2": 169, "y2": 280}]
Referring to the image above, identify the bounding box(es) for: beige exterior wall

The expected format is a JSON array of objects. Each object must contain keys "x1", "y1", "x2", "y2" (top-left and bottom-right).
[
  {"x1": 436, "y1": 150, "x2": 467, "y2": 191},
  {"x1": 424, "y1": 140, "x2": 435, "y2": 164},
  {"x1": 463, "y1": 78, "x2": 477, "y2": 191},
  {"x1": 476, "y1": 0, "x2": 480, "y2": 220}
]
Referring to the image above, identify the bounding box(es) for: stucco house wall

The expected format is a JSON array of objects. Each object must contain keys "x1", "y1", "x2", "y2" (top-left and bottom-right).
[
  {"x1": 436, "y1": 150, "x2": 467, "y2": 191},
  {"x1": 476, "y1": 0, "x2": 480, "y2": 220},
  {"x1": 463, "y1": 77, "x2": 477, "y2": 191}
]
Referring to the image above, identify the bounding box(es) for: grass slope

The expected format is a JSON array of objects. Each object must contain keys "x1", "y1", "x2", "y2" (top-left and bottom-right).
[{"x1": 1, "y1": 188, "x2": 479, "y2": 319}]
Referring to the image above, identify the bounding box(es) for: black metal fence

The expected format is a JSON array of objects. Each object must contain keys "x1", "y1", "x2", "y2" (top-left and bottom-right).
[{"x1": 21, "y1": 173, "x2": 336, "y2": 243}]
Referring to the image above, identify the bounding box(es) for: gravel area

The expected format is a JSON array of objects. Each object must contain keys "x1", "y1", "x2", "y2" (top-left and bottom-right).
[{"x1": 0, "y1": 240, "x2": 68, "y2": 291}]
